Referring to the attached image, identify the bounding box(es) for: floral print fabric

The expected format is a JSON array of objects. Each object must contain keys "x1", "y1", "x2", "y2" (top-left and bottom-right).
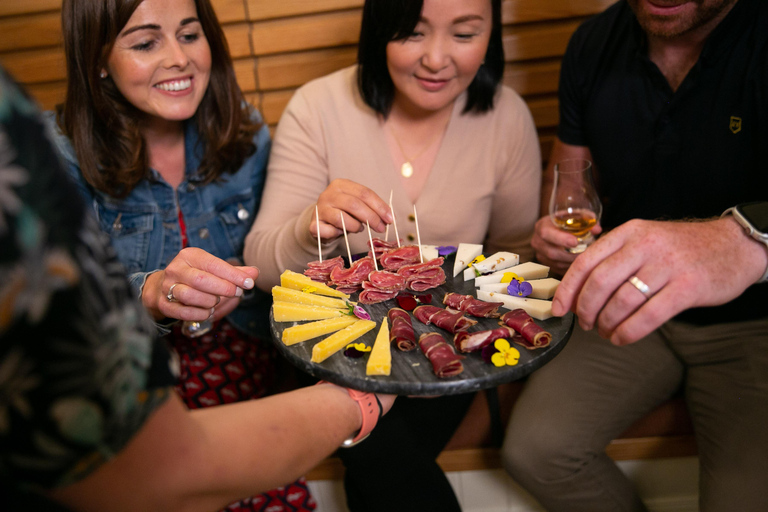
[{"x1": 0, "y1": 69, "x2": 170, "y2": 503}]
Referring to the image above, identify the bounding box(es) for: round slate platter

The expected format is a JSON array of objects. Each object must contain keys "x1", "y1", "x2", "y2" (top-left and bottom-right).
[{"x1": 269, "y1": 254, "x2": 574, "y2": 395}]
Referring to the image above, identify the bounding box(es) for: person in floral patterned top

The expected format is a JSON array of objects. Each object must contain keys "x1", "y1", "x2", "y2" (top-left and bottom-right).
[{"x1": 0, "y1": 67, "x2": 395, "y2": 512}]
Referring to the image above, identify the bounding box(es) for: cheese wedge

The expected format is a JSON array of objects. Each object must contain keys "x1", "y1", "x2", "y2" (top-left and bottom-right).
[
  {"x1": 478, "y1": 277, "x2": 560, "y2": 300},
  {"x1": 366, "y1": 318, "x2": 391, "y2": 376},
  {"x1": 474, "y1": 262, "x2": 550, "y2": 287},
  {"x1": 280, "y1": 270, "x2": 349, "y2": 299},
  {"x1": 464, "y1": 266, "x2": 478, "y2": 281},
  {"x1": 529, "y1": 278, "x2": 560, "y2": 300},
  {"x1": 282, "y1": 316, "x2": 358, "y2": 346},
  {"x1": 272, "y1": 286, "x2": 348, "y2": 309},
  {"x1": 472, "y1": 251, "x2": 520, "y2": 274},
  {"x1": 454, "y1": 243, "x2": 483, "y2": 278},
  {"x1": 420, "y1": 245, "x2": 439, "y2": 262},
  {"x1": 476, "y1": 290, "x2": 553, "y2": 321},
  {"x1": 311, "y1": 319, "x2": 376, "y2": 363},
  {"x1": 273, "y1": 301, "x2": 345, "y2": 322}
]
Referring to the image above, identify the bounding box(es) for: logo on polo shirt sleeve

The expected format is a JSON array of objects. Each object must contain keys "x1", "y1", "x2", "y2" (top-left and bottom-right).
[{"x1": 729, "y1": 116, "x2": 742, "y2": 134}]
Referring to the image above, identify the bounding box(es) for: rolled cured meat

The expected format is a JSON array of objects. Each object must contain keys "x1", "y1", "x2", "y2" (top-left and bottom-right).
[
  {"x1": 388, "y1": 308, "x2": 416, "y2": 351},
  {"x1": 419, "y1": 332, "x2": 465, "y2": 377},
  {"x1": 454, "y1": 326, "x2": 516, "y2": 353},
  {"x1": 442, "y1": 292, "x2": 503, "y2": 318},
  {"x1": 500, "y1": 309, "x2": 552, "y2": 349},
  {"x1": 330, "y1": 257, "x2": 375, "y2": 290},
  {"x1": 413, "y1": 305, "x2": 477, "y2": 333},
  {"x1": 380, "y1": 245, "x2": 422, "y2": 271},
  {"x1": 367, "y1": 238, "x2": 401, "y2": 260},
  {"x1": 359, "y1": 280, "x2": 401, "y2": 304},
  {"x1": 397, "y1": 257, "x2": 446, "y2": 292},
  {"x1": 304, "y1": 255, "x2": 345, "y2": 284},
  {"x1": 368, "y1": 270, "x2": 406, "y2": 292}
]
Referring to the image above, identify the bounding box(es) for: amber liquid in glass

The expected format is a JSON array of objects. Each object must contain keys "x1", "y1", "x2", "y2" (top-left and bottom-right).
[{"x1": 552, "y1": 209, "x2": 598, "y2": 238}]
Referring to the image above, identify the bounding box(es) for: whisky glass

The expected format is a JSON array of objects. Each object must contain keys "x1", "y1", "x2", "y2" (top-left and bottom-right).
[{"x1": 549, "y1": 159, "x2": 602, "y2": 254}]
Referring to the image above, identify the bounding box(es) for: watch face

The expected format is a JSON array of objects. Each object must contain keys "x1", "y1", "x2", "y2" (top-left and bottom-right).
[{"x1": 739, "y1": 202, "x2": 768, "y2": 233}]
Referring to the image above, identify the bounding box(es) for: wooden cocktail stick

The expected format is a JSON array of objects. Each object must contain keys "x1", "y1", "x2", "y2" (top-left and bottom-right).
[
  {"x1": 315, "y1": 204, "x2": 322, "y2": 262},
  {"x1": 366, "y1": 220, "x2": 379, "y2": 272},
  {"x1": 414, "y1": 204, "x2": 423, "y2": 263},
  {"x1": 391, "y1": 196, "x2": 400, "y2": 248},
  {"x1": 339, "y1": 211, "x2": 353, "y2": 264}
]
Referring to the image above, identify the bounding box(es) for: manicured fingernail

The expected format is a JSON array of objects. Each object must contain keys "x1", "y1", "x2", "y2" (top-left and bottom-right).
[
  {"x1": 236, "y1": 287, "x2": 244, "y2": 297},
  {"x1": 243, "y1": 278, "x2": 254, "y2": 289}
]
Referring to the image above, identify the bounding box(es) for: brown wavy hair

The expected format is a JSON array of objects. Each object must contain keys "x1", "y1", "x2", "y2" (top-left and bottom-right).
[{"x1": 56, "y1": 0, "x2": 260, "y2": 197}]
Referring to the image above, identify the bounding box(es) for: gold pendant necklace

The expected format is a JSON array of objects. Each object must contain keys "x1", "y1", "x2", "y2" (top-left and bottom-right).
[{"x1": 390, "y1": 126, "x2": 443, "y2": 178}]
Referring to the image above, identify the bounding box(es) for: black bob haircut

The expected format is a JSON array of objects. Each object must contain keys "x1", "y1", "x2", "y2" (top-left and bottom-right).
[{"x1": 356, "y1": 0, "x2": 504, "y2": 117}]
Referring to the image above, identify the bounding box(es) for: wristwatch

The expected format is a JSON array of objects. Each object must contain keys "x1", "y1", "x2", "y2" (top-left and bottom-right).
[
  {"x1": 721, "y1": 202, "x2": 768, "y2": 283},
  {"x1": 340, "y1": 388, "x2": 382, "y2": 448},
  {"x1": 316, "y1": 381, "x2": 382, "y2": 447}
]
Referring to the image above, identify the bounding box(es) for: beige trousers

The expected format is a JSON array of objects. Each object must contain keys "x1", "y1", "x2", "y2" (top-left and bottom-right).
[{"x1": 502, "y1": 317, "x2": 768, "y2": 512}]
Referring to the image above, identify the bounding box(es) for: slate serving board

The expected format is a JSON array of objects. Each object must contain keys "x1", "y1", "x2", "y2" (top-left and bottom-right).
[{"x1": 269, "y1": 254, "x2": 574, "y2": 395}]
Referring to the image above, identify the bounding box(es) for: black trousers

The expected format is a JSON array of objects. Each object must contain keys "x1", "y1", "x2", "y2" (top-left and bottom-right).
[{"x1": 337, "y1": 392, "x2": 475, "y2": 512}]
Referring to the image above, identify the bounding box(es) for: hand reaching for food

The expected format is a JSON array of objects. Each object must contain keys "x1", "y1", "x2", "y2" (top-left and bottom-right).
[
  {"x1": 143, "y1": 247, "x2": 260, "y2": 322},
  {"x1": 312, "y1": 179, "x2": 393, "y2": 242}
]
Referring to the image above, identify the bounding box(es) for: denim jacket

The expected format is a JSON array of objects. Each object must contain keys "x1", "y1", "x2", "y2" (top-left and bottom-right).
[{"x1": 44, "y1": 110, "x2": 273, "y2": 338}]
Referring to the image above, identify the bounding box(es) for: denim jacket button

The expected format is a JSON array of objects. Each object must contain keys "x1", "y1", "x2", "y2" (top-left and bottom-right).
[
  {"x1": 198, "y1": 228, "x2": 210, "y2": 239},
  {"x1": 187, "y1": 183, "x2": 196, "y2": 192},
  {"x1": 237, "y1": 207, "x2": 250, "y2": 221}
]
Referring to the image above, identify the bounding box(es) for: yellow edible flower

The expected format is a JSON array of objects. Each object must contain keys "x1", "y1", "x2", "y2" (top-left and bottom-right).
[
  {"x1": 501, "y1": 272, "x2": 524, "y2": 284},
  {"x1": 302, "y1": 285, "x2": 318, "y2": 294},
  {"x1": 490, "y1": 339, "x2": 520, "y2": 367}
]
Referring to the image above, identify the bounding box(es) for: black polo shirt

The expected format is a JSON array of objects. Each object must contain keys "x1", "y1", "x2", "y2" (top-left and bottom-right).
[{"x1": 558, "y1": 0, "x2": 768, "y2": 325}]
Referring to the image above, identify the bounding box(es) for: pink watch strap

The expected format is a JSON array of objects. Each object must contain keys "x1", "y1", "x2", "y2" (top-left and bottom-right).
[{"x1": 342, "y1": 388, "x2": 380, "y2": 447}]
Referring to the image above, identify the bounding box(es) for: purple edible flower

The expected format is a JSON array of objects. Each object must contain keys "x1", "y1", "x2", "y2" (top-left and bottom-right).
[{"x1": 507, "y1": 279, "x2": 532, "y2": 297}]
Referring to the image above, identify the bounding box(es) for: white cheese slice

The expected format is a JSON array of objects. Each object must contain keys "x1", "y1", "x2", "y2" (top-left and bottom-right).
[
  {"x1": 478, "y1": 282, "x2": 509, "y2": 294},
  {"x1": 420, "y1": 245, "x2": 439, "y2": 262},
  {"x1": 476, "y1": 290, "x2": 553, "y2": 321},
  {"x1": 474, "y1": 261, "x2": 550, "y2": 287},
  {"x1": 471, "y1": 251, "x2": 519, "y2": 274},
  {"x1": 464, "y1": 266, "x2": 477, "y2": 281},
  {"x1": 453, "y1": 243, "x2": 483, "y2": 277},
  {"x1": 529, "y1": 278, "x2": 560, "y2": 300}
]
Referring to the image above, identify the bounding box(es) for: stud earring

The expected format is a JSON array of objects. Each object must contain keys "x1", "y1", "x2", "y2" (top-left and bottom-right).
[{"x1": 99, "y1": 70, "x2": 108, "y2": 79}]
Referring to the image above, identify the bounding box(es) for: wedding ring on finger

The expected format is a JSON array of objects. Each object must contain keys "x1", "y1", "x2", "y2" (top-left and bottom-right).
[
  {"x1": 167, "y1": 283, "x2": 180, "y2": 303},
  {"x1": 628, "y1": 275, "x2": 651, "y2": 299}
]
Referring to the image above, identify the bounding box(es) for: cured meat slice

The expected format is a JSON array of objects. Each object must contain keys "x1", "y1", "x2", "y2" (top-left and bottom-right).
[
  {"x1": 500, "y1": 309, "x2": 552, "y2": 349},
  {"x1": 358, "y1": 281, "x2": 400, "y2": 304},
  {"x1": 413, "y1": 305, "x2": 477, "y2": 334},
  {"x1": 454, "y1": 326, "x2": 516, "y2": 353},
  {"x1": 367, "y1": 270, "x2": 407, "y2": 292},
  {"x1": 442, "y1": 292, "x2": 503, "y2": 318},
  {"x1": 367, "y1": 237, "x2": 401, "y2": 260},
  {"x1": 304, "y1": 255, "x2": 345, "y2": 284},
  {"x1": 330, "y1": 257, "x2": 375, "y2": 288},
  {"x1": 388, "y1": 307, "x2": 416, "y2": 351},
  {"x1": 397, "y1": 257, "x2": 446, "y2": 292},
  {"x1": 418, "y1": 332, "x2": 465, "y2": 377},
  {"x1": 379, "y1": 245, "x2": 422, "y2": 271}
]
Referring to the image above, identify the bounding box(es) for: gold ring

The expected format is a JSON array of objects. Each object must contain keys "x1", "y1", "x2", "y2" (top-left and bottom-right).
[
  {"x1": 167, "y1": 283, "x2": 179, "y2": 303},
  {"x1": 628, "y1": 275, "x2": 651, "y2": 298}
]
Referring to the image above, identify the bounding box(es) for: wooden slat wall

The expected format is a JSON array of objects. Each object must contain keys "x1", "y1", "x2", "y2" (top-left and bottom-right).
[{"x1": 0, "y1": 0, "x2": 616, "y2": 158}]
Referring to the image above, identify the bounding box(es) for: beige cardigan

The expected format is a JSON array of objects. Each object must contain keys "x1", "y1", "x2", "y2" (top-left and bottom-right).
[{"x1": 245, "y1": 66, "x2": 541, "y2": 291}]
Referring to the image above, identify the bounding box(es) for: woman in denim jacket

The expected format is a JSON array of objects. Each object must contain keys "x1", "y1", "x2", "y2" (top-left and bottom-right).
[{"x1": 46, "y1": 0, "x2": 316, "y2": 510}]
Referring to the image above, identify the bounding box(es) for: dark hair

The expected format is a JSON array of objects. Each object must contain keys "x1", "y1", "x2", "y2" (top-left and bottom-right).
[
  {"x1": 357, "y1": 0, "x2": 504, "y2": 117},
  {"x1": 57, "y1": 0, "x2": 259, "y2": 197}
]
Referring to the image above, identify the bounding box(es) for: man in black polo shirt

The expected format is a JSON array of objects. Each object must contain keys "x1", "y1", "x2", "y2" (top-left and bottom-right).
[{"x1": 503, "y1": 0, "x2": 768, "y2": 510}]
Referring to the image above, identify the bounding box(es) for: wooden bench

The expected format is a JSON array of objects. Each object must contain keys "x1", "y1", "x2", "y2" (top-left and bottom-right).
[{"x1": 0, "y1": 0, "x2": 697, "y2": 480}]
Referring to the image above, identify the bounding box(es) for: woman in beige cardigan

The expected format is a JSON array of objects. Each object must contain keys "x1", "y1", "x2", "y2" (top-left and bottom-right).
[{"x1": 244, "y1": 0, "x2": 541, "y2": 510}]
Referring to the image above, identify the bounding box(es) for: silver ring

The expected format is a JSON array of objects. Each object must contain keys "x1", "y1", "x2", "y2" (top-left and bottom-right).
[
  {"x1": 628, "y1": 275, "x2": 651, "y2": 298},
  {"x1": 167, "y1": 283, "x2": 179, "y2": 303}
]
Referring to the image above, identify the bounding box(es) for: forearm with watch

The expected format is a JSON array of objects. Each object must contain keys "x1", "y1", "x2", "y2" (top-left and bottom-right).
[
  {"x1": 721, "y1": 201, "x2": 768, "y2": 283},
  {"x1": 316, "y1": 381, "x2": 383, "y2": 447}
]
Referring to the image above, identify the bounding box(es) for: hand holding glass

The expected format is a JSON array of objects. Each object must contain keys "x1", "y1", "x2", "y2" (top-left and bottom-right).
[{"x1": 549, "y1": 159, "x2": 602, "y2": 254}]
